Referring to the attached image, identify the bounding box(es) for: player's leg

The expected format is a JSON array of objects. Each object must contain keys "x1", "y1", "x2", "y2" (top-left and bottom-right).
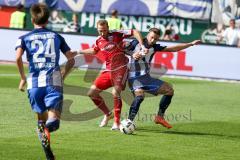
[
  {"x1": 157, "y1": 82, "x2": 174, "y2": 116},
  {"x1": 88, "y1": 85, "x2": 113, "y2": 127},
  {"x1": 111, "y1": 66, "x2": 129, "y2": 130},
  {"x1": 88, "y1": 72, "x2": 114, "y2": 127},
  {"x1": 87, "y1": 85, "x2": 112, "y2": 116},
  {"x1": 128, "y1": 89, "x2": 145, "y2": 121},
  {"x1": 111, "y1": 86, "x2": 122, "y2": 130},
  {"x1": 127, "y1": 75, "x2": 152, "y2": 122},
  {"x1": 43, "y1": 86, "x2": 64, "y2": 160},
  {"x1": 28, "y1": 87, "x2": 55, "y2": 160},
  {"x1": 37, "y1": 112, "x2": 55, "y2": 160},
  {"x1": 44, "y1": 86, "x2": 63, "y2": 133},
  {"x1": 154, "y1": 82, "x2": 174, "y2": 129},
  {"x1": 138, "y1": 75, "x2": 173, "y2": 128}
]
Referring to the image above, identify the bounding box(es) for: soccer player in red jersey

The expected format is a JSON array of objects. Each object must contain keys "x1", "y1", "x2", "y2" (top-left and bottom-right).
[{"x1": 76, "y1": 19, "x2": 145, "y2": 130}]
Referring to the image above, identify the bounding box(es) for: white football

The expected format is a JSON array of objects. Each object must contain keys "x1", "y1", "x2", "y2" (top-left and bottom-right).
[{"x1": 120, "y1": 119, "x2": 136, "y2": 134}]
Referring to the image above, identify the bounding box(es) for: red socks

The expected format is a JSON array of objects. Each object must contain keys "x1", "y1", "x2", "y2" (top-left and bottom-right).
[
  {"x1": 91, "y1": 96, "x2": 110, "y2": 115},
  {"x1": 91, "y1": 95, "x2": 123, "y2": 124},
  {"x1": 114, "y1": 96, "x2": 122, "y2": 124}
]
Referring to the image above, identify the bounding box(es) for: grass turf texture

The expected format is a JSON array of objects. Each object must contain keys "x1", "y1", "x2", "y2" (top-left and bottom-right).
[{"x1": 0, "y1": 64, "x2": 240, "y2": 160}]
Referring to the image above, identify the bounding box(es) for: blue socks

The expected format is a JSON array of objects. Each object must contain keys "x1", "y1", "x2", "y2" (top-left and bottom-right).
[
  {"x1": 128, "y1": 95, "x2": 144, "y2": 121},
  {"x1": 46, "y1": 118, "x2": 60, "y2": 132},
  {"x1": 158, "y1": 95, "x2": 173, "y2": 117}
]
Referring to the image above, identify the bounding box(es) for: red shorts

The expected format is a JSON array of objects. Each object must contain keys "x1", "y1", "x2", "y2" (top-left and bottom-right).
[{"x1": 94, "y1": 66, "x2": 128, "y2": 90}]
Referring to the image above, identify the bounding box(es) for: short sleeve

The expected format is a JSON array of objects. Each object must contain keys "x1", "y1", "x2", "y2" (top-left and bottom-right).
[
  {"x1": 59, "y1": 35, "x2": 71, "y2": 54},
  {"x1": 153, "y1": 44, "x2": 166, "y2": 51},
  {"x1": 15, "y1": 38, "x2": 26, "y2": 51},
  {"x1": 128, "y1": 39, "x2": 139, "y2": 51},
  {"x1": 125, "y1": 39, "x2": 140, "y2": 56}
]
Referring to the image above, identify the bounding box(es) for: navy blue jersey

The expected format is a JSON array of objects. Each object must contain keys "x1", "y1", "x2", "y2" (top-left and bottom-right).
[
  {"x1": 127, "y1": 38, "x2": 166, "y2": 79},
  {"x1": 15, "y1": 28, "x2": 70, "y2": 89}
]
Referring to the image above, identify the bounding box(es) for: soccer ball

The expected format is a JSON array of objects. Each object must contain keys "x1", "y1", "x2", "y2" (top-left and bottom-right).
[{"x1": 120, "y1": 119, "x2": 136, "y2": 134}]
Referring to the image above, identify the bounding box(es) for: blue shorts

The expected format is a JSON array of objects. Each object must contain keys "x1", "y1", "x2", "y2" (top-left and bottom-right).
[
  {"x1": 27, "y1": 86, "x2": 63, "y2": 114},
  {"x1": 128, "y1": 74, "x2": 164, "y2": 95}
]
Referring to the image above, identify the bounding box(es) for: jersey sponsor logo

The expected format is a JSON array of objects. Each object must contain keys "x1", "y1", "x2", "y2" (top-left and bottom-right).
[{"x1": 102, "y1": 42, "x2": 116, "y2": 52}]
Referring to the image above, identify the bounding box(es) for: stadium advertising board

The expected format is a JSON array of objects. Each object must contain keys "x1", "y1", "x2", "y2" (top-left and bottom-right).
[
  {"x1": 24, "y1": 11, "x2": 210, "y2": 42},
  {"x1": 0, "y1": 6, "x2": 229, "y2": 45},
  {"x1": 1, "y1": 28, "x2": 239, "y2": 80}
]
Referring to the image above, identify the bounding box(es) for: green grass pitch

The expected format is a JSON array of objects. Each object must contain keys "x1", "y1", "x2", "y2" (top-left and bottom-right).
[{"x1": 0, "y1": 64, "x2": 240, "y2": 160}]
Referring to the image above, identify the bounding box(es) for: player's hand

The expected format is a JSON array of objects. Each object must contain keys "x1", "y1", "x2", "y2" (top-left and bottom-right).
[
  {"x1": 133, "y1": 52, "x2": 142, "y2": 60},
  {"x1": 191, "y1": 40, "x2": 201, "y2": 46},
  {"x1": 18, "y1": 77, "x2": 26, "y2": 92},
  {"x1": 61, "y1": 70, "x2": 66, "y2": 81}
]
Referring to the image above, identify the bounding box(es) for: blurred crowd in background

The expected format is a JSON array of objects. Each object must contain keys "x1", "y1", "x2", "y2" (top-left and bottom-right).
[{"x1": 1, "y1": 0, "x2": 240, "y2": 47}]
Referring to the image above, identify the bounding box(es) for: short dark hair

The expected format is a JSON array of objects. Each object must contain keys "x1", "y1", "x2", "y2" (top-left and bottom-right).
[
  {"x1": 149, "y1": 28, "x2": 161, "y2": 36},
  {"x1": 230, "y1": 19, "x2": 235, "y2": 23},
  {"x1": 97, "y1": 19, "x2": 108, "y2": 27},
  {"x1": 111, "y1": 9, "x2": 118, "y2": 16},
  {"x1": 17, "y1": 4, "x2": 24, "y2": 10},
  {"x1": 165, "y1": 29, "x2": 172, "y2": 35},
  {"x1": 30, "y1": 3, "x2": 50, "y2": 25}
]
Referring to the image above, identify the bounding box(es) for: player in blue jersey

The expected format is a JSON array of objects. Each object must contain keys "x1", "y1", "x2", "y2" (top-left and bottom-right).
[
  {"x1": 127, "y1": 28, "x2": 200, "y2": 128},
  {"x1": 15, "y1": 3, "x2": 75, "y2": 160}
]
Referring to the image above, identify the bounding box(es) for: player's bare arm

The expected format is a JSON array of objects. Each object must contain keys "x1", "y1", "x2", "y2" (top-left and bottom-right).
[
  {"x1": 61, "y1": 50, "x2": 77, "y2": 80},
  {"x1": 77, "y1": 48, "x2": 97, "y2": 55},
  {"x1": 62, "y1": 48, "x2": 97, "y2": 80},
  {"x1": 132, "y1": 30, "x2": 144, "y2": 45},
  {"x1": 16, "y1": 47, "x2": 26, "y2": 92},
  {"x1": 163, "y1": 40, "x2": 201, "y2": 52}
]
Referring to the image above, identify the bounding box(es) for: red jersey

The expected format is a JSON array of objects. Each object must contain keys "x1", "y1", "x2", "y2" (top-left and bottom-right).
[{"x1": 94, "y1": 30, "x2": 133, "y2": 70}]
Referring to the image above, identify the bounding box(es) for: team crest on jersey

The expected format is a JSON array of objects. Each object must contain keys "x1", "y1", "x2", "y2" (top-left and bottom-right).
[
  {"x1": 108, "y1": 36, "x2": 113, "y2": 42},
  {"x1": 103, "y1": 42, "x2": 116, "y2": 52}
]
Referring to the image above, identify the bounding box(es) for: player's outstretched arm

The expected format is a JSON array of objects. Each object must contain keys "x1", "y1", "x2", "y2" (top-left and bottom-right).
[
  {"x1": 163, "y1": 40, "x2": 201, "y2": 52},
  {"x1": 77, "y1": 48, "x2": 97, "y2": 55},
  {"x1": 62, "y1": 48, "x2": 97, "y2": 80},
  {"x1": 132, "y1": 30, "x2": 149, "y2": 54},
  {"x1": 132, "y1": 30, "x2": 144, "y2": 46},
  {"x1": 16, "y1": 48, "x2": 26, "y2": 92}
]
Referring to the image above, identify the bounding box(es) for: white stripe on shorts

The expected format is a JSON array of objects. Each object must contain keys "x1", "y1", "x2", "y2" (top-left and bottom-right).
[
  {"x1": 53, "y1": 70, "x2": 62, "y2": 87},
  {"x1": 27, "y1": 73, "x2": 33, "y2": 89},
  {"x1": 38, "y1": 70, "x2": 47, "y2": 87}
]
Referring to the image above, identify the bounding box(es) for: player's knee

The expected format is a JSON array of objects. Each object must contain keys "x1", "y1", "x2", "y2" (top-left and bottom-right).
[
  {"x1": 87, "y1": 90, "x2": 94, "y2": 97},
  {"x1": 87, "y1": 89, "x2": 97, "y2": 98},
  {"x1": 162, "y1": 83, "x2": 174, "y2": 96},
  {"x1": 112, "y1": 88, "x2": 121, "y2": 97},
  {"x1": 134, "y1": 90, "x2": 144, "y2": 97},
  {"x1": 46, "y1": 118, "x2": 60, "y2": 132},
  {"x1": 112, "y1": 92, "x2": 120, "y2": 98},
  {"x1": 167, "y1": 87, "x2": 174, "y2": 96},
  {"x1": 87, "y1": 86, "x2": 100, "y2": 97},
  {"x1": 165, "y1": 87, "x2": 174, "y2": 96}
]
